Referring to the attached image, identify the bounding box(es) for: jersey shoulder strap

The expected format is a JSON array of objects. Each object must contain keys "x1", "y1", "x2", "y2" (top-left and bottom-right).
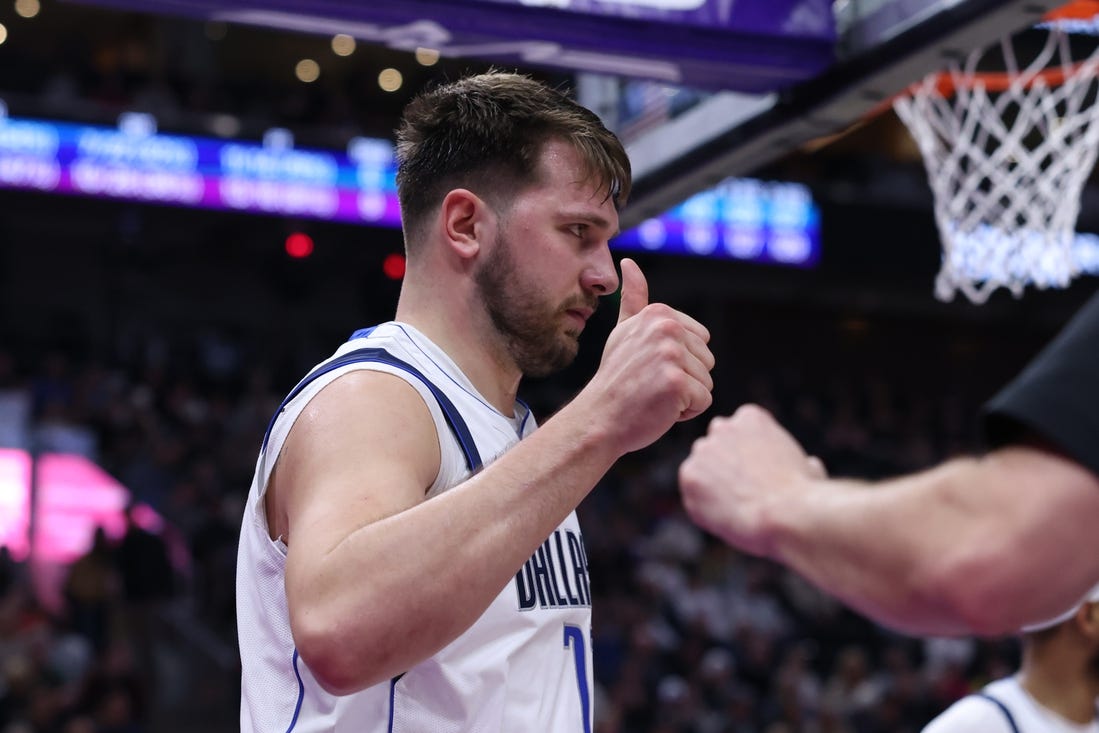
[
  {"x1": 975, "y1": 692, "x2": 1021, "y2": 733},
  {"x1": 262, "y1": 346, "x2": 482, "y2": 472}
]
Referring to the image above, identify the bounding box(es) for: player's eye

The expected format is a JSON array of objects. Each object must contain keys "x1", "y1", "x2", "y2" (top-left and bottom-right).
[{"x1": 569, "y1": 223, "x2": 588, "y2": 239}]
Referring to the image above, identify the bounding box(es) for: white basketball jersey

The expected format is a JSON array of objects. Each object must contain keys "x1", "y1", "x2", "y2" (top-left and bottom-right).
[
  {"x1": 922, "y1": 676, "x2": 1099, "y2": 733},
  {"x1": 236, "y1": 322, "x2": 594, "y2": 732}
]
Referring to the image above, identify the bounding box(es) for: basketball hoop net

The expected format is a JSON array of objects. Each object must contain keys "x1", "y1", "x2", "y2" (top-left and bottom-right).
[{"x1": 893, "y1": 4, "x2": 1099, "y2": 303}]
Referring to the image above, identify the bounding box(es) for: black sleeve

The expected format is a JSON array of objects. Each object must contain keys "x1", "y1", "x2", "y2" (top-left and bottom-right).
[{"x1": 981, "y1": 292, "x2": 1099, "y2": 478}]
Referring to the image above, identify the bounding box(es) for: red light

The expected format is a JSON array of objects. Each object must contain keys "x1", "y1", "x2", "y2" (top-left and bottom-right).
[
  {"x1": 383, "y1": 253, "x2": 406, "y2": 280},
  {"x1": 285, "y1": 232, "x2": 314, "y2": 259}
]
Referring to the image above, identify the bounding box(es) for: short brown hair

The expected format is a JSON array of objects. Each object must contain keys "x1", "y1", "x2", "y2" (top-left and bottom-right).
[{"x1": 395, "y1": 72, "x2": 631, "y2": 252}]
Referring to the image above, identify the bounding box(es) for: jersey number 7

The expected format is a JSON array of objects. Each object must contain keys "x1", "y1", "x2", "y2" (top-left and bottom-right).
[{"x1": 563, "y1": 624, "x2": 592, "y2": 733}]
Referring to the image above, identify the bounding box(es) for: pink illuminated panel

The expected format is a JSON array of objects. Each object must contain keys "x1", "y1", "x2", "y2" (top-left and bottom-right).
[
  {"x1": 34, "y1": 453, "x2": 134, "y2": 562},
  {"x1": 0, "y1": 448, "x2": 31, "y2": 560},
  {"x1": 0, "y1": 451, "x2": 167, "y2": 566}
]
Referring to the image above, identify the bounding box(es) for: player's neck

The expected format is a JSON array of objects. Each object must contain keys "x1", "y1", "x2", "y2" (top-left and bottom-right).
[
  {"x1": 1018, "y1": 644, "x2": 1098, "y2": 724},
  {"x1": 396, "y1": 281, "x2": 521, "y2": 415}
]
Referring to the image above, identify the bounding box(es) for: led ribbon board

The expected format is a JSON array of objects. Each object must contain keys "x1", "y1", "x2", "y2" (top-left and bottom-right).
[
  {"x1": 0, "y1": 115, "x2": 401, "y2": 226},
  {"x1": 0, "y1": 113, "x2": 821, "y2": 265},
  {"x1": 614, "y1": 177, "x2": 821, "y2": 266}
]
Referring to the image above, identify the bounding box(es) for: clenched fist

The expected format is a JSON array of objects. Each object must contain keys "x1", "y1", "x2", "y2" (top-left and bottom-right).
[{"x1": 678, "y1": 404, "x2": 827, "y2": 557}]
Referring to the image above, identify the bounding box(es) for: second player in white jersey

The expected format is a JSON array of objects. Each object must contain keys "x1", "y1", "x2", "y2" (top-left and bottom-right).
[{"x1": 922, "y1": 676, "x2": 1099, "y2": 733}]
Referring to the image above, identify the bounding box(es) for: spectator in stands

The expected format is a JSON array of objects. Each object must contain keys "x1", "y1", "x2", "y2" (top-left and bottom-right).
[
  {"x1": 115, "y1": 504, "x2": 175, "y2": 702},
  {"x1": 62, "y1": 527, "x2": 116, "y2": 654}
]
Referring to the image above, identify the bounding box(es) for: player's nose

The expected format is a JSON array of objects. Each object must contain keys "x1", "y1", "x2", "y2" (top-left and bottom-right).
[{"x1": 582, "y1": 244, "x2": 619, "y2": 295}]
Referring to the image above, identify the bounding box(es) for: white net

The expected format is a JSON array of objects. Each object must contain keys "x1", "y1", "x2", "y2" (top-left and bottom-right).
[{"x1": 894, "y1": 26, "x2": 1099, "y2": 303}]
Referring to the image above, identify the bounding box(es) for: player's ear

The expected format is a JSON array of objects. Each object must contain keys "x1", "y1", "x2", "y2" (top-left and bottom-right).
[
  {"x1": 1078, "y1": 602, "x2": 1099, "y2": 642},
  {"x1": 441, "y1": 189, "x2": 493, "y2": 261}
]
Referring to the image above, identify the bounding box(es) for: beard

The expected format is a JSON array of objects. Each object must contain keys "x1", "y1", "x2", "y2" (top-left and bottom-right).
[{"x1": 474, "y1": 233, "x2": 597, "y2": 378}]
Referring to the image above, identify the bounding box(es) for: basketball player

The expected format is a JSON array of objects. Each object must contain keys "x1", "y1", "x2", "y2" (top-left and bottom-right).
[
  {"x1": 921, "y1": 584, "x2": 1099, "y2": 733},
  {"x1": 236, "y1": 72, "x2": 715, "y2": 731},
  {"x1": 678, "y1": 292, "x2": 1099, "y2": 636}
]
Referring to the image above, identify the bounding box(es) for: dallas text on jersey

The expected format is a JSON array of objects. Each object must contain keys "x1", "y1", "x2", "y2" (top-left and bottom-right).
[{"x1": 515, "y1": 528, "x2": 591, "y2": 610}]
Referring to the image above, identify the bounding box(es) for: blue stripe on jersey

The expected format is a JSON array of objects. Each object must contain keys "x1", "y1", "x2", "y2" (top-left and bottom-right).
[
  {"x1": 975, "y1": 693, "x2": 1020, "y2": 733},
  {"x1": 516, "y1": 397, "x2": 533, "y2": 436},
  {"x1": 387, "y1": 673, "x2": 405, "y2": 733},
  {"x1": 392, "y1": 323, "x2": 503, "y2": 416},
  {"x1": 261, "y1": 346, "x2": 482, "y2": 472},
  {"x1": 348, "y1": 326, "x2": 378, "y2": 340},
  {"x1": 284, "y1": 649, "x2": 305, "y2": 733}
]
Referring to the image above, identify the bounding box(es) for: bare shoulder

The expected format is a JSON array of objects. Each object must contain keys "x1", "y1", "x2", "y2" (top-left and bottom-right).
[{"x1": 268, "y1": 369, "x2": 443, "y2": 549}]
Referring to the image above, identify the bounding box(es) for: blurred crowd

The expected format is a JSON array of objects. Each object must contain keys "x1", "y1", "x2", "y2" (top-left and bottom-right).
[
  {"x1": 0, "y1": 343, "x2": 268, "y2": 732},
  {"x1": 0, "y1": 327, "x2": 1028, "y2": 733}
]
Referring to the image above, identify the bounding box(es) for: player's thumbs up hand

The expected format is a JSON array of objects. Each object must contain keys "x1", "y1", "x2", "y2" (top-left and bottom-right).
[
  {"x1": 577, "y1": 257, "x2": 714, "y2": 457},
  {"x1": 617, "y1": 258, "x2": 648, "y2": 324}
]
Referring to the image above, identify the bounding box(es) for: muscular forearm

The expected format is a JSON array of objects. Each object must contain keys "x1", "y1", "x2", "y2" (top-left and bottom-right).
[
  {"x1": 767, "y1": 460, "x2": 984, "y2": 636},
  {"x1": 766, "y1": 451, "x2": 1099, "y2": 636},
  {"x1": 293, "y1": 400, "x2": 619, "y2": 694}
]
